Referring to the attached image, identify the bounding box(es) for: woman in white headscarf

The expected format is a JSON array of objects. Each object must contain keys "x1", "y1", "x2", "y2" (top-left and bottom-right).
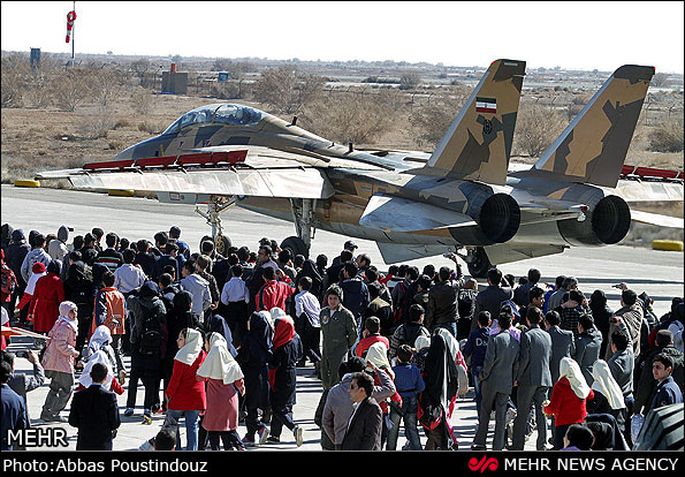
[
  {"x1": 197, "y1": 332, "x2": 245, "y2": 451},
  {"x1": 544, "y1": 357, "x2": 595, "y2": 449},
  {"x1": 589, "y1": 360, "x2": 626, "y2": 413},
  {"x1": 587, "y1": 359, "x2": 628, "y2": 446},
  {"x1": 166, "y1": 327, "x2": 207, "y2": 450},
  {"x1": 77, "y1": 325, "x2": 124, "y2": 395},
  {"x1": 434, "y1": 328, "x2": 469, "y2": 399},
  {"x1": 364, "y1": 342, "x2": 402, "y2": 448},
  {"x1": 414, "y1": 335, "x2": 431, "y2": 371},
  {"x1": 40, "y1": 301, "x2": 80, "y2": 421}
]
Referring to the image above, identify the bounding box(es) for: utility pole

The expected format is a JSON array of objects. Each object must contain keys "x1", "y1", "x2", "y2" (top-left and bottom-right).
[{"x1": 71, "y1": 1, "x2": 76, "y2": 65}]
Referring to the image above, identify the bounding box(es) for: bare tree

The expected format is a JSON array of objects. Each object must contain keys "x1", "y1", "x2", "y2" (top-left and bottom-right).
[
  {"x1": 130, "y1": 58, "x2": 152, "y2": 87},
  {"x1": 53, "y1": 69, "x2": 91, "y2": 112},
  {"x1": 399, "y1": 71, "x2": 421, "y2": 90},
  {"x1": 131, "y1": 87, "x2": 153, "y2": 115},
  {"x1": 302, "y1": 90, "x2": 400, "y2": 145},
  {"x1": 409, "y1": 89, "x2": 469, "y2": 147},
  {"x1": 253, "y1": 66, "x2": 325, "y2": 115},
  {"x1": 649, "y1": 116, "x2": 684, "y2": 152},
  {"x1": 513, "y1": 102, "x2": 567, "y2": 158},
  {"x1": 1, "y1": 54, "x2": 30, "y2": 108}
]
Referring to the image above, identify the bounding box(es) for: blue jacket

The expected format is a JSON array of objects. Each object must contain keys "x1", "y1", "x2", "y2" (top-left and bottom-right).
[
  {"x1": 340, "y1": 278, "x2": 369, "y2": 322},
  {"x1": 463, "y1": 327, "x2": 491, "y2": 368},
  {"x1": 392, "y1": 363, "x2": 425, "y2": 400},
  {"x1": 1, "y1": 383, "x2": 28, "y2": 450},
  {"x1": 651, "y1": 376, "x2": 683, "y2": 409}
]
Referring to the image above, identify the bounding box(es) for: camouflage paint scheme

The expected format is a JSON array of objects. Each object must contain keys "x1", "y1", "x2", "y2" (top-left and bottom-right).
[{"x1": 37, "y1": 60, "x2": 683, "y2": 270}]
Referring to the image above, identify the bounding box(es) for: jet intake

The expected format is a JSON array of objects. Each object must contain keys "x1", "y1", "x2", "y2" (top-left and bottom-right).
[
  {"x1": 450, "y1": 193, "x2": 521, "y2": 245},
  {"x1": 558, "y1": 195, "x2": 631, "y2": 246}
]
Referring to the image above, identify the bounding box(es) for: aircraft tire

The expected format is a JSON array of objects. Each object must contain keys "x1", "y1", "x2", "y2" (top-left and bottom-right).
[
  {"x1": 652, "y1": 240, "x2": 684, "y2": 252},
  {"x1": 199, "y1": 234, "x2": 232, "y2": 256},
  {"x1": 215, "y1": 234, "x2": 232, "y2": 256},
  {"x1": 14, "y1": 179, "x2": 41, "y2": 188},
  {"x1": 280, "y1": 236, "x2": 309, "y2": 259},
  {"x1": 466, "y1": 247, "x2": 492, "y2": 279}
]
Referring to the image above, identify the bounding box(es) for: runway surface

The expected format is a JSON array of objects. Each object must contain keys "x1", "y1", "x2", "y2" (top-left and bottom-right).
[{"x1": 3, "y1": 185, "x2": 682, "y2": 316}]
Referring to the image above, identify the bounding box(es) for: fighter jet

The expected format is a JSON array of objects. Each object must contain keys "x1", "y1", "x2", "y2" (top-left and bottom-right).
[{"x1": 37, "y1": 59, "x2": 683, "y2": 277}]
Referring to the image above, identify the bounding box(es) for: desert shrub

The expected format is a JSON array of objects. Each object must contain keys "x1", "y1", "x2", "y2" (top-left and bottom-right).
[
  {"x1": 648, "y1": 117, "x2": 684, "y2": 152},
  {"x1": 53, "y1": 69, "x2": 91, "y2": 112},
  {"x1": 1, "y1": 54, "x2": 30, "y2": 108},
  {"x1": 253, "y1": 66, "x2": 325, "y2": 115},
  {"x1": 89, "y1": 67, "x2": 127, "y2": 109},
  {"x1": 80, "y1": 105, "x2": 114, "y2": 139},
  {"x1": 113, "y1": 118, "x2": 131, "y2": 129},
  {"x1": 209, "y1": 81, "x2": 243, "y2": 100},
  {"x1": 409, "y1": 89, "x2": 469, "y2": 147},
  {"x1": 399, "y1": 71, "x2": 421, "y2": 90},
  {"x1": 138, "y1": 121, "x2": 161, "y2": 134},
  {"x1": 131, "y1": 87, "x2": 153, "y2": 115},
  {"x1": 301, "y1": 90, "x2": 401, "y2": 145},
  {"x1": 513, "y1": 102, "x2": 566, "y2": 158}
]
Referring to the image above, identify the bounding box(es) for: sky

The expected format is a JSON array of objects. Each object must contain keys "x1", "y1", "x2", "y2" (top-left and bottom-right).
[{"x1": 1, "y1": 1, "x2": 683, "y2": 73}]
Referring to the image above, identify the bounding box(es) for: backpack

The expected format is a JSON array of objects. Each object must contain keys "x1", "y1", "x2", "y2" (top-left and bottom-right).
[
  {"x1": 1, "y1": 263, "x2": 17, "y2": 298},
  {"x1": 138, "y1": 304, "x2": 163, "y2": 356},
  {"x1": 457, "y1": 289, "x2": 475, "y2": 321},
  {"x1": 399, "y1": 323, "x2": 424, "y2": 349},
  {"x1": 392, "y1": 281, "x2": 410, "y2": 324}
]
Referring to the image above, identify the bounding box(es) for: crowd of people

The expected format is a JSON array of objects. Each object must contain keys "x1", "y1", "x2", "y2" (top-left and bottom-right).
[{"x1": 0, "y1": 222, "x2": 683, "y2": 452}]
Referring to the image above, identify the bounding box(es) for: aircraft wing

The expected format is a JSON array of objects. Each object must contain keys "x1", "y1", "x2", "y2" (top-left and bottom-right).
[
  {"x1": 360, "y1": 194, "x2": 476, "y2": 233},
  {"x1": 376, "y1": 242, "x2": 451, "y2": 263},
  {"x1": 484, "y1": 242, "x2": 567, "y2": 265},
  {"x1": 36, "y1": 146, "x2": 335, "y2": 200}
]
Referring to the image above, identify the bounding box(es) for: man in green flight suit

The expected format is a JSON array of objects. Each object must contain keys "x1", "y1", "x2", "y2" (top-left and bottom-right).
[{"x1": 320, "y1": 285, "x2": 358, "y2": 389}]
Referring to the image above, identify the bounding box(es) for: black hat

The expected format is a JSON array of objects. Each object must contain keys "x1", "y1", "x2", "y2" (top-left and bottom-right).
[{"x1": 344, "y1": 240, "x2": 358, "y2": 251}]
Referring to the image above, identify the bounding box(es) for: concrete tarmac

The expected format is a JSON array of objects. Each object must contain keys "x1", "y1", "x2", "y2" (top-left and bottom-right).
[{"x1": 1, "y1": 184, "x2": 683, "y2": 452}]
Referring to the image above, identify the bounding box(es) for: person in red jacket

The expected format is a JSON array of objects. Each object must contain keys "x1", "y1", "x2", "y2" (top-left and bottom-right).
[
  {"x1": 29, "y1": 261, "x2": 64, "y2": 334},
  {"x1": 166, "y1": 327, "x2": 207, "y2": 450},
  {"x1": 544, "y1": 356, "x2": 595, "y2": 449},
  {"x1": 355, "y1": 316, "x2": 390, "y2": 358},
  {"x1": 255, "y1": 267, "x2": 295, "y2": 311}
]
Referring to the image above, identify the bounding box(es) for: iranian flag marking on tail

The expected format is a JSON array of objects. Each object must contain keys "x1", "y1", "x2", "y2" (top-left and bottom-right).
[{"x1": 476, "y1": 97, "x2": 497, "y2": 114}]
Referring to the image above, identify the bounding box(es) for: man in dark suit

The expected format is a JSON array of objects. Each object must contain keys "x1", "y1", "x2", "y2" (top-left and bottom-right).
[
  {"x1": 68, "y1": 363, "x2": 121, "y2": 450},
  {"x1": 1, "y1": 360, "x2": 27, "y2": 451},
  {"x1": 512, "y1": 307, "x2": 553, "y2": 450},
  {"x1": 341, "y1": 372, "x2": 382, "y2": 450},
  {"x1": 472, "y1": 312, "x2": 520, "y2": 450},
  {"x1": 545, "y1": 310, "x2": 575, "y2": 383},
  {"x1": 472, "y1": 268, "x2": 513, "y2": 331}
]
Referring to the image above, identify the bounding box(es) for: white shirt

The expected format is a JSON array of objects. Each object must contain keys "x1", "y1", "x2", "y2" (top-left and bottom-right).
[
  {"x1": 221, "y1": 277, "x2": 250, "y2": 305},
  {"x1": 347, "y1": 401, "x2": 361, "y2": 433},
  {"x1": 295, "y1": 290, "x2": 321, "y2": 328},
  {"x1": 114, "y1": 264, "x2": 147, "y2": 294}
]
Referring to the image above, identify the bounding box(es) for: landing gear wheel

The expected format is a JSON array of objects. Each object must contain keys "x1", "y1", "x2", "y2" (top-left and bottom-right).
[
  {"x1": 467, "y1": 247, "x2": 493, "y2": 279},
  {"x1": 280, "y1": 236, "x2": 309, "y2": 258},
  {"x1": 200, "y1": 234, "x2": 232, "y2": 256}
]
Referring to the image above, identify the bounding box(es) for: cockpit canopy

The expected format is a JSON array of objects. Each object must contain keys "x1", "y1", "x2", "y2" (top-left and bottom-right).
[{"x1": 161, "y1": 104, "x2": 264, "y2": 135}]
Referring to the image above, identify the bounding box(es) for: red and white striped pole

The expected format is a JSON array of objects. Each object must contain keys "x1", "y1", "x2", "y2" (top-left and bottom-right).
[{"x1": 65, "y1": 1, "x2": 76, "y2": 65}]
